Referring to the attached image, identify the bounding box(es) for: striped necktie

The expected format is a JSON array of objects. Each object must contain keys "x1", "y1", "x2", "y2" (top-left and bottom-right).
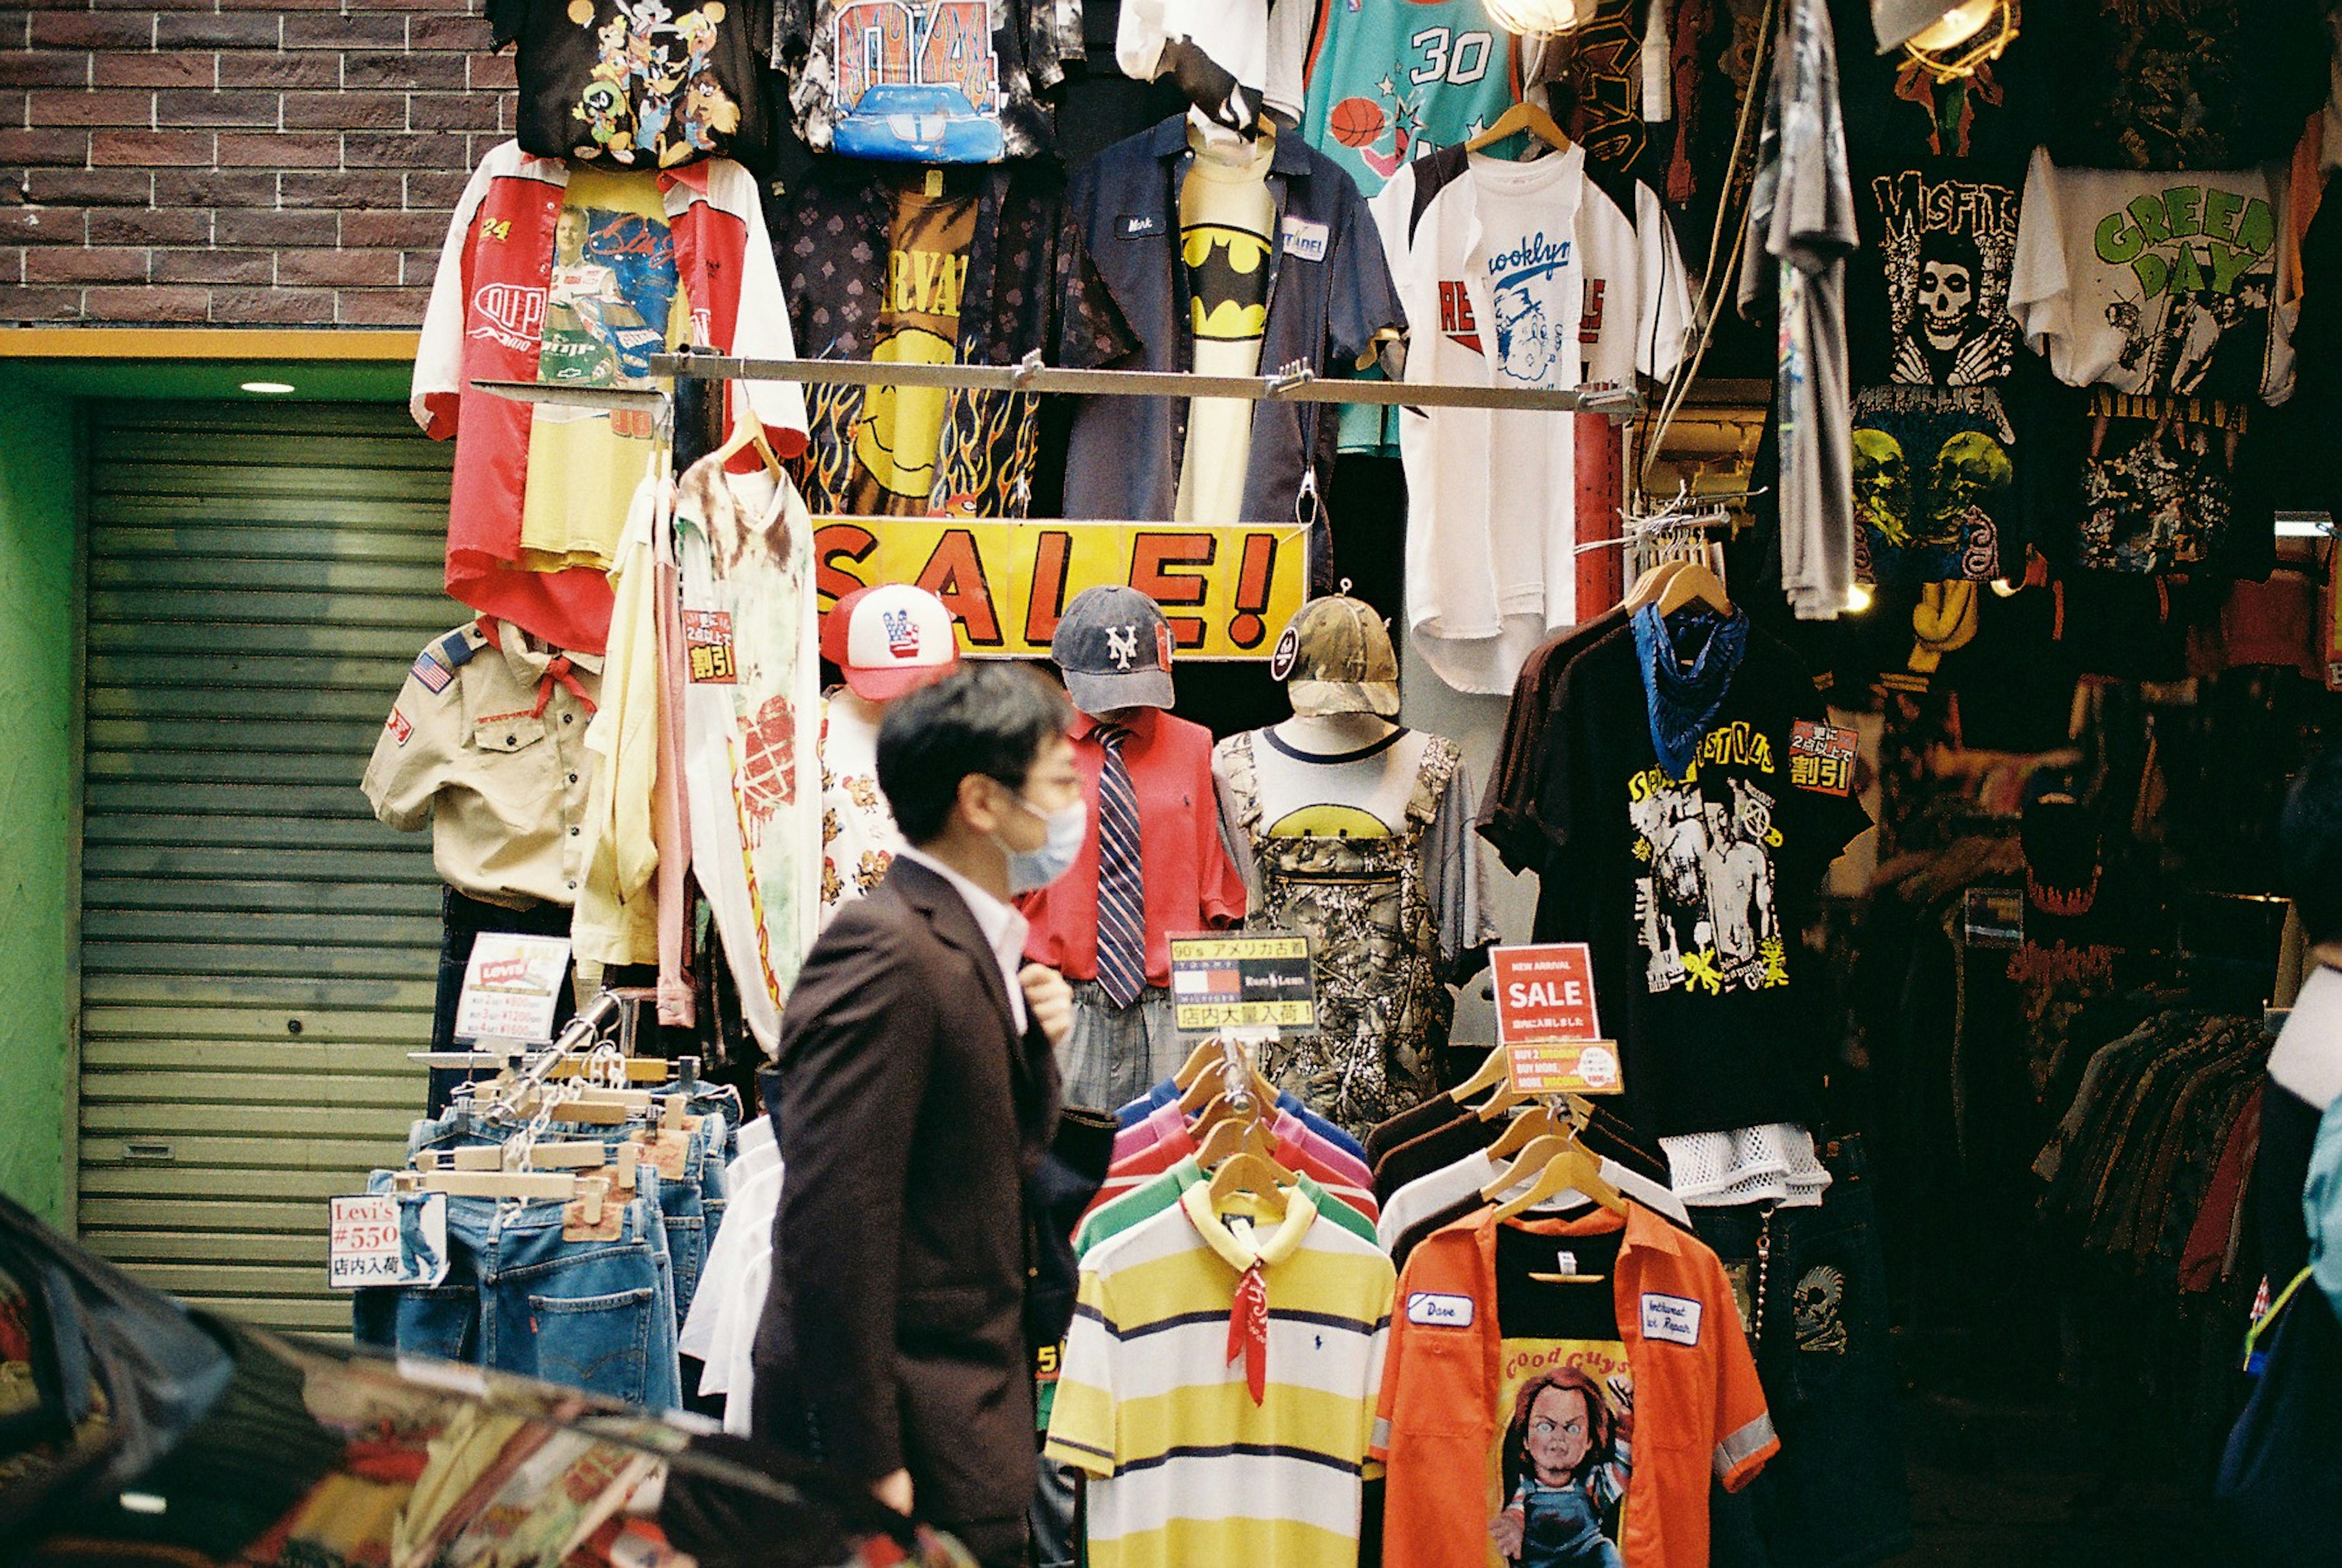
[{"x1": 1094, "y1": 723, "x2": 1147, "y2": 1009}]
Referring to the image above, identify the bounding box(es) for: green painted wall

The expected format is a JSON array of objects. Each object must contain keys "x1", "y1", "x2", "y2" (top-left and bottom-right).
[
  {"x1": 0, "y1": 364, "x2": 82, "y2": 1226},
  {"x1": 0, "y1": 357, "x2": 409, "y2": 1228}
]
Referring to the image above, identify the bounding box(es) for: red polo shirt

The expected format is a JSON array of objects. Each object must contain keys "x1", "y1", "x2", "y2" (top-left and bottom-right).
[{"x1": 1019, "y1": 707, "x2": 1247, "y2": 986}]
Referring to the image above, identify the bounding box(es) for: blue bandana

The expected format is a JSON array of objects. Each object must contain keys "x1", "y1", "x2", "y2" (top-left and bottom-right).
[{"x1": 1630, "y1": 604, "x2": 1749, "y2": 779}]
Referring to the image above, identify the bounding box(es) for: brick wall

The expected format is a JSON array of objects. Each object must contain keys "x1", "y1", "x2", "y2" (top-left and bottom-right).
[{"x1": 1, "y1": 0, "x2": 514, "y2": 327}]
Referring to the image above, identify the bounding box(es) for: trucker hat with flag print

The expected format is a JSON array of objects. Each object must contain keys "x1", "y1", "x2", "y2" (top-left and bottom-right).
[
  {"x1": 822, "y1": 583, "x2": 960, "y2": 701},
  {"x1": 1269, "y1": 595, "x2": 1401, "y2": 718}
]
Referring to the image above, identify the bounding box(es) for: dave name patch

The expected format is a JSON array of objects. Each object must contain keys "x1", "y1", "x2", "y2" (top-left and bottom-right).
[
  {"x1": 1641, "y1": 1292, "x2": 1703, "y2": 1347},
  {"x1": 1405, "y1": 1291, "x2": 1474, "y2": 1328}
]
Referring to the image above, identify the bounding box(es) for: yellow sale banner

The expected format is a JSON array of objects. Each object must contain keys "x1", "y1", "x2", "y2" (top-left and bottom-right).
[{"x1": 812, "y1": 518, "x2": 1313, "y2": 660}]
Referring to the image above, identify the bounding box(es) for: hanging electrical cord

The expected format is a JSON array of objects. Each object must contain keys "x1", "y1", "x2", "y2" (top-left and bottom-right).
[{"x1": 1637, "y1": 0, "x2": 1778, "y2": 489}]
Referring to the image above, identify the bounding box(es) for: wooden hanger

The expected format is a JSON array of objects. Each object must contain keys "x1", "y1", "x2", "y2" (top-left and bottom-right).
[
  {"x1": 1619, "y1": 559, "x2": 1686, "y2": 611},
  {"x1": 1206, "y1": 1149, "x2": 1296, "y2": 1215},
  {"x1": 1192, "y1": 1089, "x2": 1269, "y2": 1144},
  {"x1": 1481, "y1": 1133, "x2": 1627, "y2": 1224},
  {"x1": 1195, "y1": 1115, "x2": 1277, "y2": 1172},
  {"x1": 1464, "y1": 99, "x2": 1572, "y2": 156},
  {"x1": 1173, "y1": 1040, "x2": 1226, "y2": 1091},
  {"x1": 709, "y1": 409, "x2": 787, "y2": 479},
  {"x1": 1654, "y1": 557, "x2": 1732, "y2": 617},
  {"x1": 1447, "y1": 1044, "x2": 1511, "y2": 1104},
  {"x1": 1179, "y1": 1058, "x2": 1275, "y2": 1117}
]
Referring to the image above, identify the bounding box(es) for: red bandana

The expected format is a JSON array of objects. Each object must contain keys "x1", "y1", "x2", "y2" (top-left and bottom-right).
[
  {"x1": 1227, "y1": 1262, "x2": 1269, "y2": 1405},
  {"x1": 477, "y1": 617, "x2": 598, "y2": 717}
]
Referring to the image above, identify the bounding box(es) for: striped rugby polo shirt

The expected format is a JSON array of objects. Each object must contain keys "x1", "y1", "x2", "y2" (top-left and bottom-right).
[{"x1": 1045, "y1": 1184, "x2": 1397, "y2": 1567}]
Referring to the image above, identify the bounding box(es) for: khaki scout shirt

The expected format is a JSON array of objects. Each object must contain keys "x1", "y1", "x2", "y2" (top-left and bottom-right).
[{"x1": 362, "y1": 618, "x2": 603, "y2": 911}]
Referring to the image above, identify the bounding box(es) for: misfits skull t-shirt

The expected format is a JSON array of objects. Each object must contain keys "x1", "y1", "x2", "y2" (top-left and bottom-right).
[
  {"x1": 2010, "y1": 149, "x2": 2296, "y2": 571},
  {"x1": 1833, "y1": 0, "x2": 2036, "y2": 587},
  {"x1": 1525, "y1": 624, "x2": 1871, "y2": 1137}
]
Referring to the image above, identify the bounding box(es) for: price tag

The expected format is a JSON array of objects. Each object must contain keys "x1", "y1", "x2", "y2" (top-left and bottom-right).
[
  {"x1": 1491, "y1": 943, "x2": 1622, "y2": 1096},
  {"x1": 1167, "y1": 934, "x2": 1317, "y2": 1035},
  {"x1": 1788, "y1": 720, "x2": 1859, "y2": 797},
  {"x1": 683, "y1": 609, "x2": 737, "y2": 684},
  {"x1": 453, "y1": 933, "x2": 571, "y2": 1045},
  {"x1": 328, "y1": 1192, "x2": 449, "y2": 1290},
  {"x1": 1963, "y1": 886, "x2": 2025, "y2": 949}
]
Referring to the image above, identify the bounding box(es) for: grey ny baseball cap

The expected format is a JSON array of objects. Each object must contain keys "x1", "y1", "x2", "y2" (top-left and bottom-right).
[{"x1": 1051, "y1": 585, "x2": 1176, "y2": 714}]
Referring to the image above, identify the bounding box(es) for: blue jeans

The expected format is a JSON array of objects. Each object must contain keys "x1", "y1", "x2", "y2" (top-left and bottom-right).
[
  {"x1": 1692, "y1": 1135, "x2": 1913, "y2": 1568},
  {"x1": 353, "y1": 1169, "x2": 683, "y2": 1411}
]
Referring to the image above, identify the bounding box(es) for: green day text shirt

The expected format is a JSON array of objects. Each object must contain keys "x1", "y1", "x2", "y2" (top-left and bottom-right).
[
  {"x1": 2010, "y1": 149, "x2": 2297, "y2": 572},
  {"x1": 1522, "y1": 626, "x2": 1871, "y2": 1137}
]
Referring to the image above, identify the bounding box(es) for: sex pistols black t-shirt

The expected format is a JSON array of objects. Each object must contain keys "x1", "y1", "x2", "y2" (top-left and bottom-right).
[{"x1": 1525, "y1": 626, "x2": 1872, "y2": 1137}]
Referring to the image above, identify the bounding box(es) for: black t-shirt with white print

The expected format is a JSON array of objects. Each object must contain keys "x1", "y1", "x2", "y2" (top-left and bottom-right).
[{"x1": 1526, "y1": 625, "x2": 1871, "y2": 1139}]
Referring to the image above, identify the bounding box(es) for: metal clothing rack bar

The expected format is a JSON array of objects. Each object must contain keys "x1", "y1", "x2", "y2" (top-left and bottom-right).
[{"x1": 637, "y1": 349, "x2": 1644, "y2": 415}]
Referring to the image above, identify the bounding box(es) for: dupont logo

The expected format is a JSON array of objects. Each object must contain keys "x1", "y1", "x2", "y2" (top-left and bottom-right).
[{"x1": 468, "y1": 283, "x2": 547, "y2": 351}]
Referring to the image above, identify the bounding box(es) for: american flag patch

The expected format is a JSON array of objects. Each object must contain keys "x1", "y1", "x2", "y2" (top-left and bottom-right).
[{"x1": 410, "y1": 653, "x2": 453, "y2": 693}]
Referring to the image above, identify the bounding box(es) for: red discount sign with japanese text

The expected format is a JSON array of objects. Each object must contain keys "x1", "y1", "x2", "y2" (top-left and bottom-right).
[{"x1": 1490, "y1": 943, "x2": 1622, "y2": 1096}]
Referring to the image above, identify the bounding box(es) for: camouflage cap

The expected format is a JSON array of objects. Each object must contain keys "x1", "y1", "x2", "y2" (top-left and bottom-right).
[{"x1": 1269, "y1": 595, "x2": 1400, "y2": 718}]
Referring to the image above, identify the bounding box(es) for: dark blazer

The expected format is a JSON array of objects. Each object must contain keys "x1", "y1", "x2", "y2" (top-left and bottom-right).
[{"x1": 751, "y1": 856, "x2": 1061, "y2": 1528}]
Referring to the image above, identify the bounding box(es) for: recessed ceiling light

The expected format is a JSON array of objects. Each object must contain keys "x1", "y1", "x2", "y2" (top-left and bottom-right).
[{"x1": 240, "y1": 380, "x2": 295, "y2": 395}]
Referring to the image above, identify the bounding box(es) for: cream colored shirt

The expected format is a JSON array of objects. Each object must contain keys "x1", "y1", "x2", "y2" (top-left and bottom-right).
[
  {"x1": 574, "y1": 473, "x2": 667, "y2": 967},
  {"x1": 361, "y1": 618, "x2": 603, "y2": 910}
]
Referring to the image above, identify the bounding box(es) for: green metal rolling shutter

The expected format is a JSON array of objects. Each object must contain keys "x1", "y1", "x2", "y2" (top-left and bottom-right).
[{"x1": 77, "y1": 399, "x2": 460, "y2": 1334}]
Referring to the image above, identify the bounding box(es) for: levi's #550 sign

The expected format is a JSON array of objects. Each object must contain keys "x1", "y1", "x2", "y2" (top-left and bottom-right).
[{"x1": 814, "y1": 519, "x2": 1312, "y2": 660}]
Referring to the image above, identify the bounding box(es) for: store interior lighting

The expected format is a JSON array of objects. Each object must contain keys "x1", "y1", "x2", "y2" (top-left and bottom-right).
[
  {"x1": 240, "y1": 381, "x2": 296, "y2": 395},
  {"x1": 1871, "y1": 0, "x2": 2014, "y2": 81}
]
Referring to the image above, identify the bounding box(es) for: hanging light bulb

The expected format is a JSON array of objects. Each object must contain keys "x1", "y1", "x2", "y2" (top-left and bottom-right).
[
  {"x1": 1869, "y1": 0, "x2": 2016, "y2": 82},
  {"x1": 1844, "y1": 582, "x2": 1875, "y2": 615}
]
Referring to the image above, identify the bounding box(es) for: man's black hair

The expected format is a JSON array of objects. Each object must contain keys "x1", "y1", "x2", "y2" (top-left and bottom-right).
[
  {"x1": 2283, "y1": 746, "x2": 2342, "y2": 946},
  {"x1": 876, "y1": 662, "x2": 1072, "y2": 845}
]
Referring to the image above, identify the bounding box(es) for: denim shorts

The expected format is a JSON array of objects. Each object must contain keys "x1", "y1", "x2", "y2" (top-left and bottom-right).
[
  {"x1": 353, "y1": 1171, "x2": 684, "y2": 1411},
  {"x1": 1691, "y1": 1135, "x2": 1914, "y2": 1568}
]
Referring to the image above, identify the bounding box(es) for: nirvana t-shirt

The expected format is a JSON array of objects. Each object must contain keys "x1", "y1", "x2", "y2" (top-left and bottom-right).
[
  {"x1": 2010, "y1": 149, "x2": 2297, "y2": 571},
  {"x1": 1176, "y1": 131, "x2": 1275, "y2": 524},
  {"x1": 522, "y1": 168, "x2": 684, "y2": 571},
  {"x1": 841, "y1": 181, "x2": 978, "y2": 515},
  {"x1": 1527, "y1": 625, "x2": 1871, "y2": 1136},
  {"x1": 1489, "y1": 1222, "x2": 1631, "y2": 1568},
  {"x1": 493, "y1": 0, "x2": 772, "y2": 171}
]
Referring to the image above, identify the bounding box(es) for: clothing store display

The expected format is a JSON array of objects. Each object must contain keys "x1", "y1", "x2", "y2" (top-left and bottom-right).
[
  {"x1": 1561, "y1": 0, "x2": 1674, "y2": 186},
  {"x1": 2010, "y1": 150, "x2": 2297, "y2": 573},
  {"x1": 1118, "y1": 0, "x2": 1294, "y2": 131},
  {"x1": 1117, "y1": 1075, "x2": 1373, "y2": 1162},
  {"x1": 674, "y1": 454, "x2": 822, "y2": 1058},
  {"x1": 1094, "y1": 1100, "x2": 1379, "y2": 1218},
  {"x1": 1376, "y1": 1205, "x2": 1775, "y2": 1568},
  {"x1": 1688, "y1": 1139, "x2": 1911, "y2": 1568},
  {"x1": 817, "y1": 693, "x2": 903, "y2": 923},
  {"x1": 1364, "y1": 1092, "x2": 1672, "y2": 1200},
  {"x1": 823, "y1": 581, "x2": 962, "y2": 700},
  {"x1": 769, "y1": 0, "x2": 1064, "y2": 160},
  {"x1": 1053, "y1": 582, "x2": 1181, "y2": 713},
  {"x1": 1496, "y1": 619, "x2": 1871, "y2": 1136},
  {"x1": 1738, "y1": 0, "x2": 1857, "y2": 622},
  {"x1": 1832, "y1": 0, "x2": 2035, "y2": 588},
  {"x1": 780, "y1": 158, "x2": 1134, "y2": 520},
  {"x1": 1659, "y1": 1122, "x2": 1830, "y2": 1208},
  {"x1": 1064, "y1": 115, "x2": 1406, "y2": 534},
  {"x1": 363, "y1": 617, "x2": 604, "y2": 912},
  {"x1": 753, "y1": 855, "x2": 1061, "y2": 1555},
  {"x1": 414, "y1": 143, "x2": 806, "y2": 654},
  {"x1": 1215, "y1": 725, "x2": 1495, "y2": 1136},
  {"x1": 679, "y1": 1112, "x2": 781, "y2": 1433},
  {"x1": 1176, "y1": 127, "x2": 1278, "y2": 524},
  {"x1": 1020, "y1": 706, "x2": 1250, "y2": 1108},
  {"x1": 1046, "y1": 1185, "x2": 1397, "y2": 1568},
  {"x1": 1375, "y1": 144, "x2": 1690, "y2": 692},
  {"x1": 492, "y1": 0, "x2": 773, "y2": 170},
  {"x1": 1377, "y1": 1144, "x2": 1692, "y2": 1246},
  {"x1": 1115, "y1": 1093, "x2": 1375, "y2": 1184},
  {"x1": 575, "y1": 471, "x2": 671, "y2": 971},
  {"x1": 1278, "y1": 592, "x2": 1402, "y2": 717}
]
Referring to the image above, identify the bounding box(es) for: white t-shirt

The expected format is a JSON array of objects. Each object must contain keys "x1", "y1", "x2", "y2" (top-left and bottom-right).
[
  {"x1": 2010, "y1": 148, "x2": 2296, "y2": 406},
  {"x1": 1373, "y1": 146, "x2": 1689, "y2": 693}
]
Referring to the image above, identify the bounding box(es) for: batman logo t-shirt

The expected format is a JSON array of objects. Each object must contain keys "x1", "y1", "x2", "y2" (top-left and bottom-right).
[{"x1": 1176, "y1": 131, "x2": 1275, "y2": 524}]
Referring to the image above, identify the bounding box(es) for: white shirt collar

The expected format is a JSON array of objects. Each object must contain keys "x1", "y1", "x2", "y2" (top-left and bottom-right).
[{"x1": 897, "y1": 847, "x2": 1030, "y2": 1032}]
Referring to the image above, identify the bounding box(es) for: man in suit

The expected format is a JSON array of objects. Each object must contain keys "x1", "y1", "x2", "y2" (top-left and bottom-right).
[{"x1": 754, "y1": 662, "x2": 1083, "y2": 1568}]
